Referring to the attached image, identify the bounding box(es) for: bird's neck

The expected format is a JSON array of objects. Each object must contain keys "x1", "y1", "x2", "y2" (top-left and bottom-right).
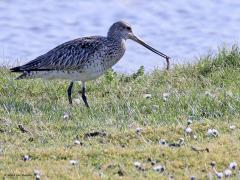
[
  {"x1": 107, "y1": 37, "x2": 126, "y2": 50},
  {"x1": 107, "y1": 32, "x2": 126, "y2": 42}
]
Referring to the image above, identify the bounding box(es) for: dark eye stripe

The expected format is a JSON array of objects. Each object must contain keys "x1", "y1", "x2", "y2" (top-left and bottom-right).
[{"x1": 126, "y1": 27, "x2": 131, "y2": 30}]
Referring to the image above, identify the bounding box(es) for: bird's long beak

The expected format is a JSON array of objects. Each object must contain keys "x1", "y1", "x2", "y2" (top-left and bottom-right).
[{"x1": 129, "y1": 34, "x2": 170, "y2": 70}]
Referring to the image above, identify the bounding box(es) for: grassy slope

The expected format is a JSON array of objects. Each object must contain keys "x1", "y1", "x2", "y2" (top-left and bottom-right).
[{"x1": 0, "y1": 46, "x2": 240, "y2": 179}]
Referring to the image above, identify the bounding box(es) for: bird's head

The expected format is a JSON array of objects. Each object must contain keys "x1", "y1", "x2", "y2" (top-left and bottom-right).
[
  {"x1": 107, "y1": 21, "x2": 133, "y2": 40},
  {"x1": 107, "y1": 21, "x2": 170, "y2": 70}
]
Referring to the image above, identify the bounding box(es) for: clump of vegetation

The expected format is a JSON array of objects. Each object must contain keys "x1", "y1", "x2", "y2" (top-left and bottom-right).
[{"x1": 0, "y1": 46, "x2": 240, "y2": 179}]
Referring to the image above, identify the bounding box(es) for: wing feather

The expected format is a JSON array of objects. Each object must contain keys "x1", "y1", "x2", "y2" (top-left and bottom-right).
[{"x1": 12, "y1": 36, "x2": 105, "y2": 72}]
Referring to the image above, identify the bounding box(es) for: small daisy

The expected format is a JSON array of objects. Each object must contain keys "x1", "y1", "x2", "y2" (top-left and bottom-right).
[
  {"x1": 74, "y1": 140, "x2": 82, "y2": 145},
  {"x1": 187, "y1": 119, "x2": 193, "y2": 125},
  {"x1": 35, "y1": 174, "x2": 41, "y2": 180},
  {"x1": 215, "y1": 172, "x2": 224, "y2": 179},
  {"x1": 211, "y1": 129, "x2": 219, "y2": 137},
  {"x1": 159, "y1": 139, "x2": 167, "y2": 145},
  {"x1": 70, "y1": 160, "x2": 78, "y2": 165},
  {"x1": 193, "y1": 135, "x2": 197, "y2": 140},
  {"x1": 185, "y1": 127, "x2": 193, "y2": 134},
  {"x1": 207, "y1": 128, "x2": 219, "y2": 137},
  {"x1": 153, "y1": 165, "x2": 165, "y2": 173},
  {"x1": 178, "y1": 138, "x2": 184, "y2": 145},
  {"x1": 229, "y1": 162, "x2": 237, "y2": 170},
  {"x1": 207, "y1": 129, "x2": 213, "y2": 136},
  {"x1": 143, "y1": 94, "x2": 152, "y2": 99},
  {"x1": 63, "y1": 112, "x2": 70, "y2": 120},
  {"x1": 190, "y1": 176, "x2": 196, "y2": 180},
  {"x1": 22, "y1": 155, "x2": 30, "y2": 161},
  {"x1": 224, "y1": 169, "x2": 232, "y2": 177},
  {"x1": 136, "y1": 127, "x2": 142, "y2": 134},
  {"x1": 133, "y1": 161, "x2": 141, "y2": 168},
  {"x1": 163, "y1": 92, "x2": 170, "y2": 101},
  {"x1": 229, "y1": 125, "x2": 236, "y2": 130}
]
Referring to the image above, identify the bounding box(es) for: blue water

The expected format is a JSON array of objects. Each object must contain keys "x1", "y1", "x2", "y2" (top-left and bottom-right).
[{"x1": 0, "y1": 0, "x2": 240, "y2": 72}]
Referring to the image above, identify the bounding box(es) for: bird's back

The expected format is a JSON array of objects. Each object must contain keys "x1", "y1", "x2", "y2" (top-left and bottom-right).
[{"x1": 11, "y1": 36, "x2": 126, "y2": 81}]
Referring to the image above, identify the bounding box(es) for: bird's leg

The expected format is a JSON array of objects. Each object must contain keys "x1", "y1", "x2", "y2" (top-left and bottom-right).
[
  {"x1": 81, "y1": 82, "x2": 89, "y2": 108},
  {"x1": 67, "y1": 81, "x2": 74, "y2": 105}
]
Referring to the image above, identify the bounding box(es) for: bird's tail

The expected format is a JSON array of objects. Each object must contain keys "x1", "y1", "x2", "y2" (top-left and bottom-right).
[
  {"x1": 10, "y1": 66, "x2": 27, "y2": 79},
  {"x1": 10, "y1": 66, "x2": 23, "y2": 72}
]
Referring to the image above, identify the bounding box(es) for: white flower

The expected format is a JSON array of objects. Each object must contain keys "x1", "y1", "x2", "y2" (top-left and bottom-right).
[
  {"x1": 70, "y1": 160, "x2": 78, "y2": 165},
  {"x1": 153, "y1": 165, "x2": 165, "y2": 172},
  {"x1": 215, "y1": 172, "x2": 224, "y2": 179},
  {"x1": 163, "y1": 92, "x2": 170, "y2": 101},
  {"x1": 143, "y1": 94, "x2": 152, "y2": 99},
  {"x1": 136, "y1": 127, "x2": 142, "y2": 134},
  {"x1": 34, "y1": 169, "x2": 41, "y2": 176},
  {"x1": 159, "y1": 139, "x2": 167, "y2": 145},
  {"x1": 207, "y1": 129, "x2": 213, "y2": 136},
  {"x1": 185, "y1": 127, "x2": 193, "y2": 134},
  {"x1": 212, "y1": 129, "x2": 219, "y2": 137},
  {"x1": 229, "y1": 161, "x2": 237, "y2": 170},
  {"x1": 190, "y1": 176, "x2": 196, "y2": 180},
  {"x1": 23, "y1": 155, "x2": 30, "y2": 161},
  {"x1": 178, "y1": 138, "x2": 184, "y2": 145},
  {"x1": 133, "y1": 161, "x2": 141, "y2": 168},
  {"x1": 229, "y1": 125, "x2": 236, "y2": 130},
  {"x1": 63, "y1": 112, "x2": 69, "y2": 120},
  {"x1": 193, "y1": 135, "x2": 197, "y2": 140},
  {"x1": 207, "y1": 128, "x2": 219, "y2": 137},
  {"x1": 74, "y1": 140, "x2": 81, "y2": 145},
  {"x1": 35, "y1": 174, "x2": 41, "y2": 180},
  {"x1": 187, "y1": 119, "x2": 193, "y2": 125},
  {"x1": 224, "y1": 169, "x2": 232, "y2": 177}
]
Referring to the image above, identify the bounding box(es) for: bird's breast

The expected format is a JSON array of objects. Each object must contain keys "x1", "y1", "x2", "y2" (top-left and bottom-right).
[{"x1": 101, "y1": 40, "x2": 126, "y2": 70}]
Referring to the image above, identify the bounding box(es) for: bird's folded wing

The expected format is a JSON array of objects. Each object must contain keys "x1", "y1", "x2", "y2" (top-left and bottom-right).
[{"x1": 16, "y1": 37, "x2": 104, "y2": 72}]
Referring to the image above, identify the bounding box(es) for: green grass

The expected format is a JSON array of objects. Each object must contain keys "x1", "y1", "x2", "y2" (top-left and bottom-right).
[{"x1": 0, "y1": 45, "x2": 240, "y2": 179}]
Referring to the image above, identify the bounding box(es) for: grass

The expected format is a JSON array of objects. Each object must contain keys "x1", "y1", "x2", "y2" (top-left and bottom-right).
[{"x1": 0, "y1": 45, "x2": 240, "y2": 179}]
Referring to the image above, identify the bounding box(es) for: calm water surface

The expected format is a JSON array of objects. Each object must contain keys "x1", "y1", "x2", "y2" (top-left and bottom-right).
[{"x1": 0, "y1": 0, "x2": 240, "y2": 72}]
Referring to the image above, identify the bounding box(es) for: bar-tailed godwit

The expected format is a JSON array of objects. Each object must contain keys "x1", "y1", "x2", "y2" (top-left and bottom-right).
[{"x1": 11, "y1": 21, "x2": 170, "y2": 107}]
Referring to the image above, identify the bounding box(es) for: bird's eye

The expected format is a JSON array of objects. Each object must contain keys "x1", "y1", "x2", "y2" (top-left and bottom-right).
[{"x1": 126, "y1": 27, "x2": 131, "y2": 31}]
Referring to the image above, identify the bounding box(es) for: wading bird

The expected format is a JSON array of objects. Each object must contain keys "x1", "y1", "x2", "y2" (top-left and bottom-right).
[{"x1": 10, "y1": 21, "x2": 170, "y2": 108}]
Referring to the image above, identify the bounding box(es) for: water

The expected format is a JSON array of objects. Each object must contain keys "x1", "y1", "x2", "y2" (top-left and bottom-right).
[{"x1": 0, "y1": 0, "x2": 240, "y2": 73}]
